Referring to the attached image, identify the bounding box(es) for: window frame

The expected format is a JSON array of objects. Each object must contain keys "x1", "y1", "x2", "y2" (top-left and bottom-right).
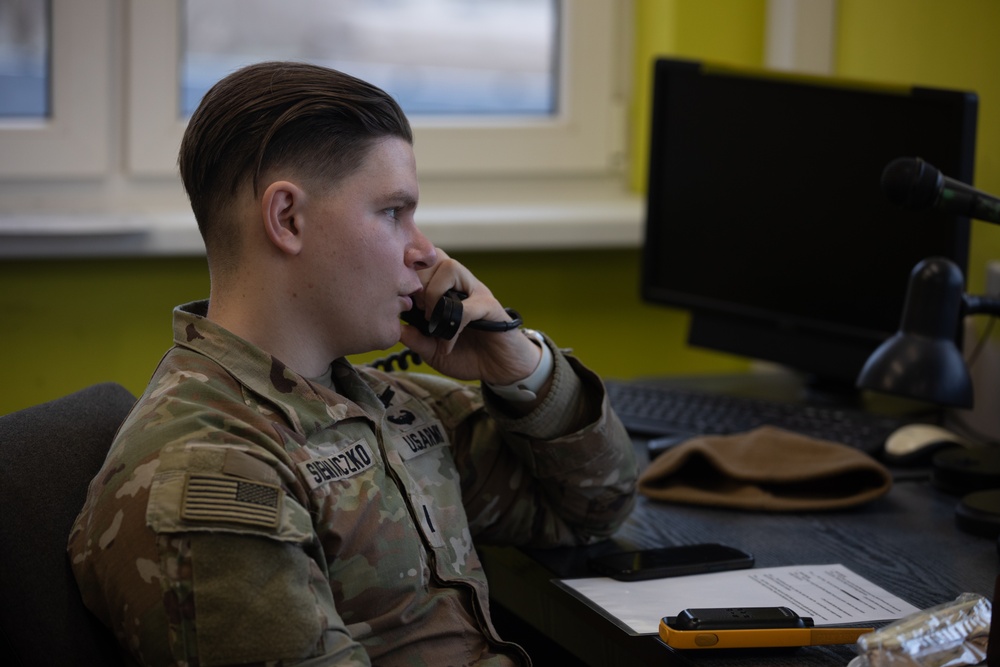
[
  {"x1": 0, "y1": 0, "x2": 845, "y2": 260},
  {"x1": 126, "y1": 0, "x2": 624, "y2": 178},
  {"x1": 0, "y1": 0, "x2": 641, "y2": 259},
  {"x1": 0, "y1": 0, "x2": 111, "y2": 179},
  {"x1": 765, "y1": 0, "x2": 836, "y2": 75}
]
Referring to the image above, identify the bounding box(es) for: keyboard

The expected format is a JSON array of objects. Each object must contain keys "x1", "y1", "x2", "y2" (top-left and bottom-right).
[{"x1": 606, "y1": 380, "x2": 910, "y2": 457}]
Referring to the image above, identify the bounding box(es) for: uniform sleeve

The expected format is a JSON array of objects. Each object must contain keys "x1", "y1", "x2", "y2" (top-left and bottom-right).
[
  {"x1": 429, "y1": 337, "x2": 638, "y2": 548},
  {"x1": 144, "y1": 443, "x2": 370, "y2": 666},
  {"x1": 70, "y1": 398, "x2": 372, "y2": 666}
]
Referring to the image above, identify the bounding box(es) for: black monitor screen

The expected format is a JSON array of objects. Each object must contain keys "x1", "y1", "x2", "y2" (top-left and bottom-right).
[{"x1": 642, "y1": 58, "x2": 978, "y2": 388}]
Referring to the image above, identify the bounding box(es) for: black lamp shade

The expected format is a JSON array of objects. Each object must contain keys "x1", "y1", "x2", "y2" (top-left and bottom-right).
[
  {"x1": 858, "y1": 332, "x2": 973, "y2": 407},
  {"x1": 857, "y1": 257, "x2": 974, "y2": 408}
]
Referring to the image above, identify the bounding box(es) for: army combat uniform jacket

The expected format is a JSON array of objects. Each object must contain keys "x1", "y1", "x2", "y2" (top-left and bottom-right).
[{"x1": 69, "y1": 300, "x2": 637, "y2": 666}]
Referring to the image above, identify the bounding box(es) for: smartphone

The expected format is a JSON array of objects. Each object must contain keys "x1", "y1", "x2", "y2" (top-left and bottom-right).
[{"x1": 587, "y1": 543, "x2": 754, "y2": 581}]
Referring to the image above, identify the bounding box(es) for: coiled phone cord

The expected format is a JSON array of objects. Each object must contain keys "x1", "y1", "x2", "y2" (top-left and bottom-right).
[{"x1": 370, "y1": 308, "x2": 522, "y2": 372}]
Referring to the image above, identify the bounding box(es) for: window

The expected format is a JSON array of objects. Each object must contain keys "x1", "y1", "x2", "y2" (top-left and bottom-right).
[
  {"x1": 182, "y1": 0, "x2": 558, "y2": 118},
  {"x1": 0, "y1": 0, "x2": 110, "y2": 178},
  {"x1": 0, "y1": 0, "x2": 49, "y2": 118},
  {"x1": 0, "y1": 0, "x2": 635, "y2": 257},
  {"x1": 127, "y1": 0, "x2": 624, "y2": 177}
]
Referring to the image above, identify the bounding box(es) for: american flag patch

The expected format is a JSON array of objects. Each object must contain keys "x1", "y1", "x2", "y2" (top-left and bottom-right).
[{"x1": 181, "y1": 474, "x2": 282, "y2": 529}]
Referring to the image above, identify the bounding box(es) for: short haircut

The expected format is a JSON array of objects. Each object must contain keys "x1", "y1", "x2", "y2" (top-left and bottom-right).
[{"x1": 178, "y1": 61, "x2": 413, "y2": 267}]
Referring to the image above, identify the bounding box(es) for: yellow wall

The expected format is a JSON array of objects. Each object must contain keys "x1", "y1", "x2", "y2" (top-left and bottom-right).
[
  {"x1": 631, "y1": 0, "x2": 768, "y2": 191},
  {"x1": 2, "y1": 0, "x2": 999, "y2": 414},
  {"x1": 835, "y1": 0, "x2": 1000, "y2": 295},
  {"x1": 0, "y1": 249, "x2": 748, "y2": 414}
]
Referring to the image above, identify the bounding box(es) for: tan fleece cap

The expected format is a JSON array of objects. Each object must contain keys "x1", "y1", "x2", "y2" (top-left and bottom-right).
[{"x1": 638, "y1": 426, "x2": 892, "y2": 511}]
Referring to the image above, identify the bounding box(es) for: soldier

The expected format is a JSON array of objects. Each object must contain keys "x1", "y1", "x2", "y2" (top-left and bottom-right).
[{"x1": 68, "y1": 61, "x2": 636, "y2": 666}]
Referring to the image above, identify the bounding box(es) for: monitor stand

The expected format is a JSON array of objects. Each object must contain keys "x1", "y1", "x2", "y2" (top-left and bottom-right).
[{"x1": 686, "y1": 311, "x2": 889, "y2": 409}]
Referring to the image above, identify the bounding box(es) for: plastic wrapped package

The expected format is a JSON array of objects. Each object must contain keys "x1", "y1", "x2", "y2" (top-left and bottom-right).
[{"x1": 847, "y1": 593, "x2": 991, "y2": 667}]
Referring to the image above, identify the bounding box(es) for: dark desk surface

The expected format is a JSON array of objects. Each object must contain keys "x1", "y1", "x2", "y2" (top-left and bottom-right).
[{"x1": 481, "y1": 437, "x2": 999, "y2": 666}]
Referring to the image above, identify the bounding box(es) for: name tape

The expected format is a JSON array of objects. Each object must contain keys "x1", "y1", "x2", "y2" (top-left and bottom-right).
[{"x1": 298, "y1": 441, "x2": 376, "y2": 490}]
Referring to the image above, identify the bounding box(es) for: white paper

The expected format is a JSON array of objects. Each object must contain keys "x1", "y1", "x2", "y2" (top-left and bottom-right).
[{"x1": 556, "y1": 563, "x2": 921, "y2": 635}]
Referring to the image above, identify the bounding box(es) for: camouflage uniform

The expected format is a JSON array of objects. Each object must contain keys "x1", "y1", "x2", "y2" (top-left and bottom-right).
[{"x1": 68, "y1": 300, "x2": 636, "y2": 666}]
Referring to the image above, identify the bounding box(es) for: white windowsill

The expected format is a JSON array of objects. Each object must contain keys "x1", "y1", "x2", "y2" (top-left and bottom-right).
[{"x1": 0, "y1": 194, "x2": 645, "y2": 259}]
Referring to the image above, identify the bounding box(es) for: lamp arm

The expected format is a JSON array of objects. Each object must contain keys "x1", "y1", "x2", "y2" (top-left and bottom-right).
[{"x1": 963, "y1": 295, "x2": 1000, "y2": 318}]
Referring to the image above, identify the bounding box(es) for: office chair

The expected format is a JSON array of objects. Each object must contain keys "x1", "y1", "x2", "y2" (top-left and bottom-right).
[{"x1": 0, "y1": 382, "x2": 135, "y2": 667}]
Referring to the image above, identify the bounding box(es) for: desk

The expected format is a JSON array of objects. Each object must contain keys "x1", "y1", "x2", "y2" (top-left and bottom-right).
[{"x1": 481, "y1": 439, "x2": 999, "y2": 666}]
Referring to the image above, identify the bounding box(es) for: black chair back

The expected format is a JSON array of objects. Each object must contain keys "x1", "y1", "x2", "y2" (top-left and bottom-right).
[{"x1": 0, "y1": 383, "x2": 135, "y2": 667}]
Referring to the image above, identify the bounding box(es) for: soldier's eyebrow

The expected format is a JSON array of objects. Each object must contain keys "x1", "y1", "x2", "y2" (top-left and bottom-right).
[{"x1": 377, "y1": 189, "x2": 418, "y2": 209}]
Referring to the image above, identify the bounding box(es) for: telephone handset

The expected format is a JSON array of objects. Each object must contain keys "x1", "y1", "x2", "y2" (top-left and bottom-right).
[
  {"x1": 400, "y1": 289, "x2": 523, "y2": 340},
  {"x1": 401, "y1": 289, "x2": 466, "y2": 340}
]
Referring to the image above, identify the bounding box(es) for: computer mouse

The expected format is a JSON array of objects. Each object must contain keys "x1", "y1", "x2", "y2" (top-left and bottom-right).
[{"x1": 884, "y1": 423, "x2": 970, "y2": 466}]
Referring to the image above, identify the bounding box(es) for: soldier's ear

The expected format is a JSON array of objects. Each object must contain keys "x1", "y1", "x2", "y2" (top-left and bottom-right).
[{"x1": 261, "y1": 180, "x2": 305, "y2": 256}]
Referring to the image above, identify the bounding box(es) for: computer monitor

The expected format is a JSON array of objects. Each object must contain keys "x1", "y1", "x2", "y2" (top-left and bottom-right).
[{"x1": 641, "y1": 58, "x2": 978, "y2": 393}]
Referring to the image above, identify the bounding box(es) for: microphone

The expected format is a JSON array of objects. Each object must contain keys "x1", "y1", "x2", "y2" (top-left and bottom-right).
[{"x1": 881, "y1": 157, "x2": 1000, "y2": 224}]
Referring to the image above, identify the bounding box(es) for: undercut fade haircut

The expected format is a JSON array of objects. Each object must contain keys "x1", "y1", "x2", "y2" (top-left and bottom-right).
[{"x1": 178, "y1": 61, "x2": 413, "y2": 265}]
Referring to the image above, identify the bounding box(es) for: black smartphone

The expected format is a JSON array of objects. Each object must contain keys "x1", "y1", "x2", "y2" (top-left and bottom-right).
[
  {"x1": 401, "y1": 289, "x2": 466, "y2": 340},
  {"x1": 587, "y1": 543, "x2": 754, "y2": 581}
]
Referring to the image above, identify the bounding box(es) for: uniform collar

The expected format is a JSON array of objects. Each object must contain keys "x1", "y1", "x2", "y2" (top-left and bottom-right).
[{"x1": 171, "y1": 300, "x2": 389, "y2": 434}]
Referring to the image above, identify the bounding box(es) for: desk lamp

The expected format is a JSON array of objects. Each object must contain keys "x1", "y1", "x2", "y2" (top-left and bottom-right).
[
  {"x1": 857, "y1": 157, "x2": 1000, "y2": 538},
  {"x1": 856, "y1": 256, "x2": 1000, "y2": 409}
]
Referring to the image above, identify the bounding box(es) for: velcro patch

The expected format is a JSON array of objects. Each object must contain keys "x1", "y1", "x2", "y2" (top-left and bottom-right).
[
  {"x1": 393, "y1": 422, "x2": 448, "y2": 461},
  {"x1": 297, "y1": 440, "x2": 376, "y2": 491},
  {"x1": 181, "y1": 474, "x2": 282, "y2": 529}
]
